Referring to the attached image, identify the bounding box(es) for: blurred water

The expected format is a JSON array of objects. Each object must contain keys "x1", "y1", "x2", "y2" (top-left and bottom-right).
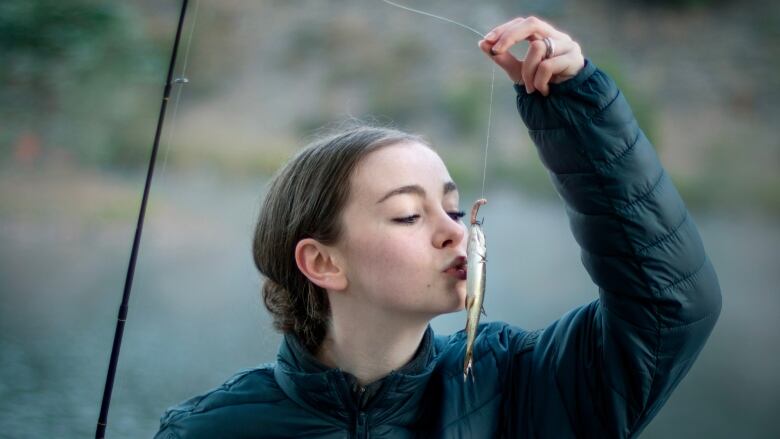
[{"x1": 1, "y1": 171, "x2": 778, "y2": 438}]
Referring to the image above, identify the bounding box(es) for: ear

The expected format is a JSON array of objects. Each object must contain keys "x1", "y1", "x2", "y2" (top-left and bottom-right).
[{"x1": 294, "y1": 238, "x2": 348, "y2": 291}]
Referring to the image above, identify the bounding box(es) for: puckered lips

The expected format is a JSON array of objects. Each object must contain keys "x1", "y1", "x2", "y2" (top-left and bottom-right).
[{"x1": 443, "y1": 255, "x2": 467, "y2": 280}]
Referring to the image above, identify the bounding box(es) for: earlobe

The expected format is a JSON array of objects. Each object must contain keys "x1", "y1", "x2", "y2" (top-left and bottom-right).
[{"x1": 294, "y1": 238, "x2": 348, "y2": 291}]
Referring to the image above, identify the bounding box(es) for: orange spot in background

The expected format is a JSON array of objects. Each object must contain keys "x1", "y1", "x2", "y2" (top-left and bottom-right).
[{"x1": 14, "y1": 131, "x2": 42, "y2": 165}]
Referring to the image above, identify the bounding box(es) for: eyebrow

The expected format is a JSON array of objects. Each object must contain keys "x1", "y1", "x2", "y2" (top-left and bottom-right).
[{"x1": 376, "y1": 181, "x2": 458, "y2": 204}]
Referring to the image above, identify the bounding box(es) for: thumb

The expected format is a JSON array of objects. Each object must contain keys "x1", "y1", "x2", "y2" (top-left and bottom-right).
[{"x1": 478, "y1": 39, "x2": 523, "y2": 83}]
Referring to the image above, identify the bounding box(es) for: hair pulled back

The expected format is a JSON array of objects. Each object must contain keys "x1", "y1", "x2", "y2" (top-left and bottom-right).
[{"x1": 253, "y1": 122, "x2": 426, "y2": 352}]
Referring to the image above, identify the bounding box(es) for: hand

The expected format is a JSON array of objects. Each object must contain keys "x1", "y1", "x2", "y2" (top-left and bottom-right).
[{"x1": 478, "y1": 16, "x2": 585, "y2": 96}]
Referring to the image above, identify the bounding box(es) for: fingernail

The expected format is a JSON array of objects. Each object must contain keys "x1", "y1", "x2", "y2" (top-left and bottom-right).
[
  {"x1": 485, "y1": 31, "x2": 496, "y2": 41},
  {"x1": 490, "y1": 47, "x2": 497, "y2": 56},
  {"x1": 525, "y1": 86, "x2": 531, "y2": 94}
]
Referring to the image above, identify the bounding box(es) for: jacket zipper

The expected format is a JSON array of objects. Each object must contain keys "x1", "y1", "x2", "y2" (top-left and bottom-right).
[{"x1": 355, "y1": 386, "x2": 368, "y2": 438}]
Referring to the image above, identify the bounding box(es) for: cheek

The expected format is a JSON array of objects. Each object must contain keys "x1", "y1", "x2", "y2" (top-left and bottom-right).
[{"x1": 346, "y1": 229, "x2": 430, "y2": 290}]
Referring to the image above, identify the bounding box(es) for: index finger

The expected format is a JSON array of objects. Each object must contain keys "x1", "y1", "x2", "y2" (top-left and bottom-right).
[{"x1": 490, "y1": 16, "x2": 567, "y2": 55}]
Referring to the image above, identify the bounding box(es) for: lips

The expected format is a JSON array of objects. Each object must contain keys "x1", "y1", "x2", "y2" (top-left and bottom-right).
[{"x1": 444, "y1": 256, "x2": 467, "y2": 280}]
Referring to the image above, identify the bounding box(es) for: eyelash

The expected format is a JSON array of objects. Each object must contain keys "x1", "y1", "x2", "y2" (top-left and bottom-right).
[{"x1": 394, "y1": 211, "x2": 466, "y2": 224}]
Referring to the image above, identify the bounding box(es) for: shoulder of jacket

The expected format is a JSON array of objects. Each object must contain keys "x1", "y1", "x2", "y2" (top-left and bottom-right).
[
  {"x1": 433, "y1": 322, "x2": 541, "y2": 377},
  {"x1": 159, "y1": 362, "x2": 284, "y2": 426},
  {"x1": 485, "y1": 321, "x2": 542, "y2": 355}
]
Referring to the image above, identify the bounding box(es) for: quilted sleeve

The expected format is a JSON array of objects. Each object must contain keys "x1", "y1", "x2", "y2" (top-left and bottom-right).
[{"x1": 514, "y1": 59, "x2": 722, "y2": 438}]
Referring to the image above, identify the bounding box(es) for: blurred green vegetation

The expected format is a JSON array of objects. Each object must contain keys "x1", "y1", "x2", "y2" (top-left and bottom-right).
[
  {"x1": 2, "y1": 0, "x2": 777, "y2": 218},
  {"x1": 0, "y1": 0, "x2": 167, "y2": 168},
  {"x1": 634, "y1": 0, "x2": 728, "y2": 8},
  {"x1": 439, "y1": 76, "x2": 492, "y2": 145},
  {"x1": 591, "y1": 53, "x2": 660, "y2": 153}
]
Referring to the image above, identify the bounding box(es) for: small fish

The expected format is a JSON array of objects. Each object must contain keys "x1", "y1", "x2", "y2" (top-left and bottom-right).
[{"x1": 463, "y1": 198, "x2": 487, "y2": 383}]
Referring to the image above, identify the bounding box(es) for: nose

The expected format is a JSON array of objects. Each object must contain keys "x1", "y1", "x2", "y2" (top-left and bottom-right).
[{"x1": 433, "y1": 209, "x2": 466, "y2": 249}]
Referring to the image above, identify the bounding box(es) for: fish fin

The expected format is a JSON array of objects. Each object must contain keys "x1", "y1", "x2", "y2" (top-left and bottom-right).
[
  {"x1": 465, "y1": 294, "x2": 475, "y2": 311},
  {"x1": 480, "y1": 306, "x2": 487, "y2": 317},
  {"x1": 463, "y1": 358, "x2": 473, "y2": 383}
]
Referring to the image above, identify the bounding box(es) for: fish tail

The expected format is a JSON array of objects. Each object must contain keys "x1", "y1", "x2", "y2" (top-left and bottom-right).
[{"x1": 470, "y1": 198, "x2": 487, "y2": 225}]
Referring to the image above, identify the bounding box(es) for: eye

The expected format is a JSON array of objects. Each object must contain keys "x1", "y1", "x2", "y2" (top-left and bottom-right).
[
  {"x1": 393, "y1": 214, "x2": 420, "y2": 224},
  {"x1": 393, "y1": 210, "x2": 465, "y2": 225},
  {"x1": 448, "y1": 210, "x2": 466, "y2": 221}
]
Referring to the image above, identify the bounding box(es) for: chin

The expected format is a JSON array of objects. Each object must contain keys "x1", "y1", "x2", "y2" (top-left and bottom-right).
[
  {"x1": 441, "y1": 302, "x2": 465, "y2": 315},
  {"x1": 445, "y1": 288, "x2": 467, "y2": 313},
  {"x1": 456, "y1": 284, "x2": 467, "y2": 308},
  {"x1": 414, "y1": 283, "x2": 467, "y2": 316},
  {"x1": 419, "y1": 297, "x2": 464, "y2": 318}
]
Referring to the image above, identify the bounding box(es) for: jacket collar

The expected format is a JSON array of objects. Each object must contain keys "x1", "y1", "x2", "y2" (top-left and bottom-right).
[{"x1": 273, "y1": 325, "x2": 438, "y2": 425}]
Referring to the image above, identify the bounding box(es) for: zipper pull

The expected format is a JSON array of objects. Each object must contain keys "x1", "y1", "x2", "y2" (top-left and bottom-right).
[{"x1": 358, "y1": 386, "x2": 366, "y2": 405}]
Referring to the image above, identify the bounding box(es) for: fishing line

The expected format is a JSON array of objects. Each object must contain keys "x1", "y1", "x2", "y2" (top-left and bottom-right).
[
  {"x1": 159, "y1": 0, "x2": 201, "y2": 185},
  {"x1": 380, "y1": 0, "x2": 496, "y2": 198},
  {"x1": 481, "y1": 67, "x2": 495, "y2": 199},
  {"x1": 380, "y1": 0, "x2": 486, "y2": 39}
]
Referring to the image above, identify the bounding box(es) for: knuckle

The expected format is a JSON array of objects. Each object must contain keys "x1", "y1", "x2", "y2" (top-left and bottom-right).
[
  {"x1": 526, "y1": 16, "x2": 539, "y2": 24},
  {"x1": 534, "y1": 73, "x2": 547, "y2": 89},
  {"x1": 530, "y1": 40, "x2": 546, "y2": 51}
]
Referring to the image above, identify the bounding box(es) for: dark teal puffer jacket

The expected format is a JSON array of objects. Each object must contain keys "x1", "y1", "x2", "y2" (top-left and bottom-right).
[{"x1": 154, "y1": 59, "x2": 722, "y2": 438}]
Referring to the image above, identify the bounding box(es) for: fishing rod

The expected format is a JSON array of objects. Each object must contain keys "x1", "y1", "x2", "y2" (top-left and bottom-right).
[{"x1": 95, "y1": 0, "x2": 190, "y2": 437}]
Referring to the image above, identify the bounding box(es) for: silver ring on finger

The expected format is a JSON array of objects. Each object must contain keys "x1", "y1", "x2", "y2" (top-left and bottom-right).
[{"x1": 542, "y1": 37, "x2": 555, "y2": 59}]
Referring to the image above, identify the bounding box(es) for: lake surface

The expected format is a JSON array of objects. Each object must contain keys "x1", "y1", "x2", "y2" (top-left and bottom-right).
[{"x1": 1, "y1": 170, "x2": 778, "y2": 438}]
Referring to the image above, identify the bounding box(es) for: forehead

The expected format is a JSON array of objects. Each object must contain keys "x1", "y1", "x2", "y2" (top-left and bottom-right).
[{"x1": 350, "y1": 141, "x2": 454, "y2": 202}]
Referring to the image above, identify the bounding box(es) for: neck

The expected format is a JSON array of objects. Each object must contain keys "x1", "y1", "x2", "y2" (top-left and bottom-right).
[{"x1": 316, "y1": 299, "x2": 430, "y2": 386}]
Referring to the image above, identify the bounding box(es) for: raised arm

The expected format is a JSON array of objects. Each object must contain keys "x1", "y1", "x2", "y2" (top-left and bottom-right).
[{"x1": 481, "y1": 18, "x2": 722, "y2": 437}]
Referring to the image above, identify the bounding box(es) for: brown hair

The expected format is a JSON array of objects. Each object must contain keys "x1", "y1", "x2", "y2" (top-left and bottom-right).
[{"x1": 252, "y1": 122, "x2": 427, "y2": 352}]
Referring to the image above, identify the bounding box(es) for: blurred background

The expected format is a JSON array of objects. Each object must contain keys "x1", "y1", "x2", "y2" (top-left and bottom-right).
[{"x1": 1, "y1": 0, "x2": 778, "y2": 437}]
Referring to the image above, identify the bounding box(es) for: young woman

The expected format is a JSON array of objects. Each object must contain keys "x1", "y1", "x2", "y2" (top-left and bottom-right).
[{"x1": 155, "y1": 16, "x2": 722, "y2": 438}]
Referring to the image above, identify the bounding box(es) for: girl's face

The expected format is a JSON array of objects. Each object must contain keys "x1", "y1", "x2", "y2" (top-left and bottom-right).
[{"x1": 334, "y1": 141, "x2": 468, "y2": 319}]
